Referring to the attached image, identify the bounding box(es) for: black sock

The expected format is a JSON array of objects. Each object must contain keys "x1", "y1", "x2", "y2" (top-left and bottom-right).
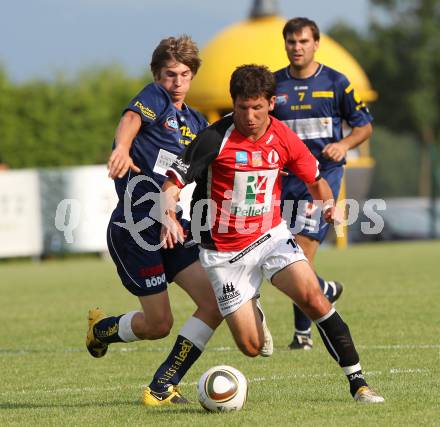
[
  {"x1": 149, "y1": 335, "x2": 202, "y2": 392},
  {"x1": 93, "y1": 316, "x2": 124, "y2": 344},
  {"x1": 317, "y1": 275, "x2": 335, "y2": 299},
  {"x1": 346, "y1": 370, "x2": 368, "y2": 397},
  {"x1": 315, "y1": 309, "x2": 368, "y2": 395}
]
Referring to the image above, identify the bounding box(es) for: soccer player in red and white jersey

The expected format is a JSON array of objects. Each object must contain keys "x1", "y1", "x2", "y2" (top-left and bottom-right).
[{"x1": 162, "y1": 64, "x2": 384, "y2": 403}]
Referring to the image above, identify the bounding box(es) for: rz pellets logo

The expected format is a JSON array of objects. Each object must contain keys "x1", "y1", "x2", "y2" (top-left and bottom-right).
[{"x1": 245, "y1": 175, "x2": 268, "y2": 205}]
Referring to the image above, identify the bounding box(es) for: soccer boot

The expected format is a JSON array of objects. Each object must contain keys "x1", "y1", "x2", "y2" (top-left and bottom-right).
[
  {"x1": 327, "y1": 281, "x2": 344, "y2": 304},
  {"x1": 288, "y1": 333, "x2": 313, "y2": 350},
  {"x1": 256, "y1": 299, "x2": 273, "y2": 357},
  {"x1": 354, "y1": 386, "x2": 385, "y2": 403},
  {"x1": 86, "y1": 307, "x2": 108, "y2": 358},
  {"x1": 143, "y1": 385, "x2": 190, "y2": 406}
]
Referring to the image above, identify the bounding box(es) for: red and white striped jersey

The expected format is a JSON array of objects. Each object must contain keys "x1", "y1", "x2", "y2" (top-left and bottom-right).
[{"x1": 167, "y1": 115, "x2": 320, "y2": 251}]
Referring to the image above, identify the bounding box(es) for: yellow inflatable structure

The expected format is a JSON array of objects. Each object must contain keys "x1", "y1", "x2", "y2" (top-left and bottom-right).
[{"x1": 187, "y1": 3, "x2": 377, "y2": 246}]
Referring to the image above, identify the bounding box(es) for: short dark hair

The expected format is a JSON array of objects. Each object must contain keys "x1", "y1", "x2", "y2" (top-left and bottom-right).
[
  {"x1": 229, "y1": 64, "x2": 276, "y2": 102},
  {"x1": 282, "y1": 17, "x2": 320, "y2": 41},
  {"x1": 150, "y1": 35, "x2": 201, "y2": 79}
]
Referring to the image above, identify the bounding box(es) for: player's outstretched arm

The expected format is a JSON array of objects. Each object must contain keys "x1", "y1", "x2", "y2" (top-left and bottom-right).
[
  {"x1": 306, "y1": 178, "x2": 341, "y2": 224},
  {"x1": 108, "y1": 111, "x2": 142, "y2": 179},
  {"x1": 160, "y1": 178, "x2": 185, "y2": 249}
]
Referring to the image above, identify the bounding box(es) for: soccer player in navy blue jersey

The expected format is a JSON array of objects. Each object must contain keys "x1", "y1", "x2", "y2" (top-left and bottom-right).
[
  {"x1": 84, "y1": 36, "x2": 265, "y2": 406},
  {"x1": 272, "y1": 18, "x2": 373, "y2": 350}
]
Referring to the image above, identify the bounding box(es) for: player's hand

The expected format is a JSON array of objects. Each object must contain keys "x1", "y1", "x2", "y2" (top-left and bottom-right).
[
  {"x1": 160, "y1": 213, "x2": 185, "y2": 249},
  {"x1": 107, "y1": 145, "x2": 141, "y2": 179},
  {"x1": 323, "y1": 205, "x2": 344, "y2": 225},
  {"x1": 322, "y1": 143, "x2": 348, "y2": 162}
]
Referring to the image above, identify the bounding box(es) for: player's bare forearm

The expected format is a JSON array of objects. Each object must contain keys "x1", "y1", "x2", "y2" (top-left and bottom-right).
[
  {"x1": 160, "y1": 178, "x2": 184, "y2": 248},
  {"x1": 306, "y1": 178, "x2": 334, "y2": 207},
  {"x1": 306, "y1": 178, "x2": 340, "y2": 224},
  {"x1": 108, "y1": 111, "x2": 142, "y2": 179},
  {"x1": 341, "y1": 122, "x2": 373, "y2": 150},
  {"x1": 322, "y1": 123, "x2": 372, "y2": 162},
  {"x1": 161, "y1": 178, "x2": 181, "y2": 213}
]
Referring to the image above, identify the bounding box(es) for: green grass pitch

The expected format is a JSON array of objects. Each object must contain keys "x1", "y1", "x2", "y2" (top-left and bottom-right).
[{"x1": 1, "y1": 241, "x2": 439, "y2": 426}]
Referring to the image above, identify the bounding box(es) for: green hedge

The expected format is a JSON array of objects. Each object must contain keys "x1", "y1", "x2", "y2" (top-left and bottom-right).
[{"x1": 0, "y1": 66, "x2": 150, "y2": 168}]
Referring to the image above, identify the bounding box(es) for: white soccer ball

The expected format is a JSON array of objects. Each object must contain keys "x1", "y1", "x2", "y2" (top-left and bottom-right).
[{"x1": 197, "y1": 365, "x2": 248, "y2": 412}]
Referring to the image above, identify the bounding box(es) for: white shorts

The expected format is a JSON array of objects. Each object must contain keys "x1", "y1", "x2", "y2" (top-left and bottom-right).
[{"x1": 199, "y1": 221, "x2": 307, "y2": 317}]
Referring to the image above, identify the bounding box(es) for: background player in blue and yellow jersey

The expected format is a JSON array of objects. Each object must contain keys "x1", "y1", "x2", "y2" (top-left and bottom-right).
[
  {"x1": 273, "y1": 18, "x2": 373, "y2": 350},
  {"x1": 85, "y1": 36, "x2": 225, "y2": 405}
]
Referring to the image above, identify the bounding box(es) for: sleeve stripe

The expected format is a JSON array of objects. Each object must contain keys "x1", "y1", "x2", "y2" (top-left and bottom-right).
[
  {"x1": 345, "y1": 84, "x2": 353, "y2": 94},
  {"x1": 218, "y1": 123, "x2": 235, "y2": 155},
  {"x1": 166, "y1": 169, "x2": 186, "y2": 189}
]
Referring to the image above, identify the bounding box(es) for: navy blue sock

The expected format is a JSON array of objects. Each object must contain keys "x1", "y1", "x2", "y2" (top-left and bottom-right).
[
  {"x1": 149, "y1": 335, "x2": 202, "y2": 392},
  {"x1": 94, "y1": 316, "x2": 124, "y2": 344},
  {"x1": 317, "y1": 275, "x2": 325, "y2": 290},
  {"x1": 317, "y1": 275, "x2": 336, "y2": 299},
  {"x1": 293, "y1": 303, "x2": 312, "y2": 333}
]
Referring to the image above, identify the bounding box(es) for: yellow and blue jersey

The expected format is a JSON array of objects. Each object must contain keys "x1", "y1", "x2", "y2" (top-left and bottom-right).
[
  {"x1": 112, "y1": 82, "x2": 207, "y2": 220},
  {"x1": 107, "y1": 83, "x2": 207, "y2": 296},
  {"x1": 273, "y1": 64, "x2": 372, "y2": 171}
]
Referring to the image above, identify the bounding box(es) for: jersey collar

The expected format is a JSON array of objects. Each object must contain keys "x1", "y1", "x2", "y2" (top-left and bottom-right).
[{"x1": 285, "y1": 63, "x2": 324, "y2": 81}]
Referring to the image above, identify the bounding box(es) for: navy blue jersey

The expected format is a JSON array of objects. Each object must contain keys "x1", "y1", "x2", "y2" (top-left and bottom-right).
[
  {"x1": 273, "y1": 64, "x2": 373, "y2": 170},
  {"x1": 112, "y1": 82, "x2": 208, "y2": 221}
]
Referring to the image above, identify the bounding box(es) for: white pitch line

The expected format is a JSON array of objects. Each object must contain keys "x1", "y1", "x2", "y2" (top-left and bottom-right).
[
  {"x1": 0, "y1": 367, "x2": 431, "y2": 398},
  {"x1": 357, "y1": 344, "x2": 440, "y2": 350},
  {"x1": 0, "y1": 346, "x2": 239, "y2": 355}
]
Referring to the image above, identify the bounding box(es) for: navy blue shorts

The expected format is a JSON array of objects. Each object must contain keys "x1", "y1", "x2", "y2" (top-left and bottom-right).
[
  {"x1": 107, "y1": 219, "x2": 199, "y2": 297},
  {"x1": 281, "y1": 166, "x2": 344, "y2": 243}
]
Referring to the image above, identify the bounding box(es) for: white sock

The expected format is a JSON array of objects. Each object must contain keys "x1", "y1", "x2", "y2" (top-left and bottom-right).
[
  {"x1": 315, "y1": 307, "x2": 336, "y2": 324},
  {"x1": 295, "y1": 328, "x2": 312, "y2": 335},
  {"x1": 322, "y1": 280, "x2": 329, "y2": 296},
  {"x1": 327, "y1": 281, "x2": 337, "y2": 297},
  {"x1": 179, "y1": 316, "x2": 214, "y2": 351},
  {"x1": 118, "y1": 311, "x2": 141, "y2": 342},
  {"x1": 343, "y1": 363, "x2": 362, "y2": 375}
]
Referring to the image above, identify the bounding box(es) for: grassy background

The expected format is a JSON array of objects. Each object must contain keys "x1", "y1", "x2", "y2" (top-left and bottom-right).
[{"x1": 1, "y1": 241, "x2": 439, "y2": 426}]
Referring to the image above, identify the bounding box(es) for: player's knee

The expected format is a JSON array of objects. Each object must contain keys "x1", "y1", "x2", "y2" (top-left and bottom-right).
[
  {"x1": 297, "y1": 282, "x2": 330, "y2": 319},
  {"x1": 239, "y1": 344, "x2": 260, "y2": 357},
  {"x1": 154, "y1": 319, "x2": 174, "y2": 338},
  {"x1": 236, "y1": 337, "x2": 262, "y2": 357}
]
